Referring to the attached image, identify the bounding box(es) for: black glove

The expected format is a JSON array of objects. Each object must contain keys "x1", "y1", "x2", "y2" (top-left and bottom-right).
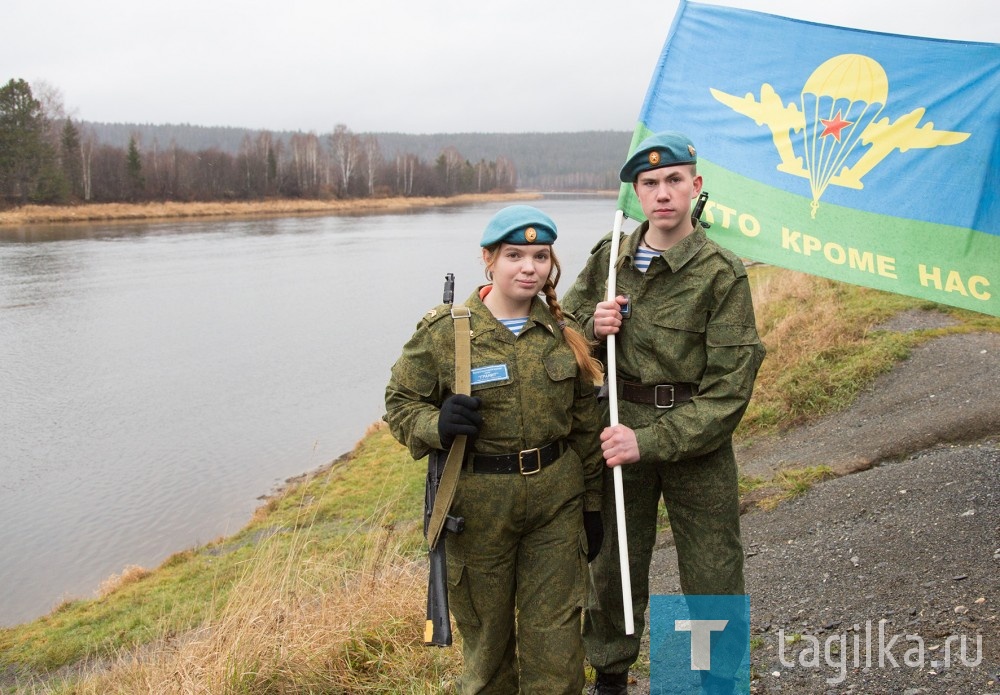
[
  {"x1": 437, "y1": 394, "x2": 483, "y2": 448},
  {"x1": 583, "y1": 511, "x2": 604, "y2": 562}
]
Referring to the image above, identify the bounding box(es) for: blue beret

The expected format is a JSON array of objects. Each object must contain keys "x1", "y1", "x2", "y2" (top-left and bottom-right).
[
  {"x1": 619, "y1": 131, "x2": 697, "y2": 182},
  {"x1": 480, "y1": 205, "x2": 558, "y2": 247}
]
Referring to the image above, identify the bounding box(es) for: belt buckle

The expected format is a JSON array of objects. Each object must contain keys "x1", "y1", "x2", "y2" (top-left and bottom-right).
[
  {"x1": 654, "y1": 384, "x2": 676, "y2": 409},
  {"x1": 518, "y1": 448, "x2": 542, "y2": 475}
]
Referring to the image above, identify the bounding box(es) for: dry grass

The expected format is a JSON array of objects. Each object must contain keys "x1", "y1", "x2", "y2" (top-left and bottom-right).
[
  {"x1": 36, "y1": 512, "x2": 459, "y2": 694},
  {"x1": 753, "y1": 269, "x2": 847, "y2": 354},
  {"x1": 739, "y1": 266, "x2": 926, "y2": 436},
  {"x1": 755, "y1": 466, "x2": 837, "y2": 511},
  {"x1": 0, "y1": 193, "x2": 541, "y2": 227},
  {"x1": 97, "y1": 565, "x2": 152, "y2": 599}
]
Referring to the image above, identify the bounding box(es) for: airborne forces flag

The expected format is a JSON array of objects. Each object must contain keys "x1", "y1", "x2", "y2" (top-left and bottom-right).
[{"x1": 621, "y1": 0, "x2": 1000, "y2": 316}]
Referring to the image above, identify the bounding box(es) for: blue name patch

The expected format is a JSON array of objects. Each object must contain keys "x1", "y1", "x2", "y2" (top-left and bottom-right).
[{"x1": 470, "y1": 364, "x2": 509, "y2": 386}]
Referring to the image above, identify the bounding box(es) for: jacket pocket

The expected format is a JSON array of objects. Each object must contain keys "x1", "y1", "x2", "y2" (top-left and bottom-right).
[
  {"x1": 649, "y1": 307, "x2": 707, "y2": 334},
  {"x1": 543, "y1": 352, "x2": 578, "y2": 383}
]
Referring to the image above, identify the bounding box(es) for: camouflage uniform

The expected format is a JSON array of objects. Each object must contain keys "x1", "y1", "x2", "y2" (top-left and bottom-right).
[
  {"x1": 562, "y1": 221, "x2": 765, "y2": 676},
  {"x1": 385, "y1": 288, "x2": 604, "y2": 694}
]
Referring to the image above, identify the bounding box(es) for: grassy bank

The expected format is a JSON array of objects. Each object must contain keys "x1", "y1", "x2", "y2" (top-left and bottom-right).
[
  {"x1": 1, "y1": 269, "x2": 997, "y2": 693},
  {"x1": 0, "y1": 423, "x2": 459, "y2": 693},
  {"x1": 0, "y1": 193, "x2": 546, "y2": 227}
]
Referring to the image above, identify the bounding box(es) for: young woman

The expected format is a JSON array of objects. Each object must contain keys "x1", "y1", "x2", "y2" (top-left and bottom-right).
[{"x1": 384, "y1": 205, "x2": 605, "y2": 694}]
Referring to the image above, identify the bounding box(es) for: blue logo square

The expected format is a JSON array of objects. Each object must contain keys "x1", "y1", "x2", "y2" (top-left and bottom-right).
[{"x1": 650, "y1": 594, "x2": 750, "y2": 694}]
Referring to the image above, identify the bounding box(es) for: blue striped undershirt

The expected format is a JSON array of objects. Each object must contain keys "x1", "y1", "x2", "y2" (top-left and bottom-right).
[
  {"x1": 499, "y1": 317, "x2": 528, "y2": 336},
  {"x1": 634, "y1": 246, "x2": 661, "y2": 273}
]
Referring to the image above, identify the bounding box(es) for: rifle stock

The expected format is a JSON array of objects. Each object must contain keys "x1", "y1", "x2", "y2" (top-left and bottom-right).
[
  {"x1": 424, "y1": 452, "x2": 452, "y2": 645},
  {"x1": 424, "y1": 451, "x2": 465, "y2": 646},
  {"x1": 423, "y1": 272, "x2": 465, "y2": 647}
]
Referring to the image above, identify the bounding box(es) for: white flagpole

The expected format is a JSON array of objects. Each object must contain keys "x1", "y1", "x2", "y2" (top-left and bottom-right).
[{"x1": 606, "y1": 209, "x2": 634, "y2": 636}]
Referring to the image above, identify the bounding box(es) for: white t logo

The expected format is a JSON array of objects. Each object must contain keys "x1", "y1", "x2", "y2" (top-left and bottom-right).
[{"x1": 675, "y1": 619, "x2": 729, "y2": 670}]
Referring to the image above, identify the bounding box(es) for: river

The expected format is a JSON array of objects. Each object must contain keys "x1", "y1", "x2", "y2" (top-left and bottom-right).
[{"x1": 0, "y1": 194, "x2": 635, "y2": 626}]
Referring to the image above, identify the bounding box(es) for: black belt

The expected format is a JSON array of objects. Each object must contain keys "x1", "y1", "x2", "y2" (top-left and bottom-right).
[
  {"x1": 466, "y1": 440, "x2": 565, "y2": 475},
  {"x1": 620, "y1": 381, "x2": 696, "y2": 408}
]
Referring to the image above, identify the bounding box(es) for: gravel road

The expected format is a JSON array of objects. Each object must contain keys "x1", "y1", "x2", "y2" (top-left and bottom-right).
[{"x1": 626, "y1": 311, "x2": 1000, "y2": 694}]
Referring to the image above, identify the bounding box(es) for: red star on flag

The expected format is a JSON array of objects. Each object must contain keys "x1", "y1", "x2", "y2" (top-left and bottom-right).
[{"x1": 820, "y1": 111, "x2": 853, "y2": 141}]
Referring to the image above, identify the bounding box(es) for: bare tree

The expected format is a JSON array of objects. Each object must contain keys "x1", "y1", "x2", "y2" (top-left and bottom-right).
[
  {"x1": 329, "y1": 124, "x2": 359, "y2": 197},
  {"x1": 80, "y1": 126, "x2": 94, "y2": 201},
  {"x1": 362, "y1": 135, "x2": 381, "y2": 196},
  {"x1": 394, "y1": 153, "x2": 417, "y2": 196},
  {"x1": 435, "y1": 146, "x2": 464, "y2": 195},
  {"x1": 289, "y1": 132, "x2": 321, "y2": 197},
  {"x1": 89, "y1": 143, "x2": 126, "y2": 201},
  {"x1": 191, "y1": 148, "x2": 235, "y2": 200},
  {"x1": 237, "y1": 131, "x2": 268, "y2": 198},
  {"x1": 237, "y1": 130, "x2": 278, "y2": 198},
  {"x1": 32, "y1": 80, "x2": 70, "y2": 150},
  {"x1": 496, "y1": 155, "x2": 517, "y2": 191}
]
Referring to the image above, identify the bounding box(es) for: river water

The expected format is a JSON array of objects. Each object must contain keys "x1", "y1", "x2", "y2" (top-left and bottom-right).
[{"x1": 0, "y1": 194, "x2": 634, "y2": 626}]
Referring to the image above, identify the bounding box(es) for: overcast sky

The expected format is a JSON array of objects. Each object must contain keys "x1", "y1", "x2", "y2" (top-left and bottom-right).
[{"x1": 6, "y1": 0, "x2": 997, "y2": 134}]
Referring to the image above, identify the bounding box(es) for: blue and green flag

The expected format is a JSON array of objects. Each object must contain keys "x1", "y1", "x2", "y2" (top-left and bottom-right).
[{"x1": 621, "y1": 0, "x2": 1000, "y2": 316}]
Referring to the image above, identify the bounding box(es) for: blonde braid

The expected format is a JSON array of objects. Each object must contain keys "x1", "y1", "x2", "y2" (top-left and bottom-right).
[{"x1": 544, "y1": 255, "x2": 604, "y2": 385}]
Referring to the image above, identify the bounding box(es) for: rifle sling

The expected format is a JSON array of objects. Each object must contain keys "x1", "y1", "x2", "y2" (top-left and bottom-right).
[{"x1": 426, "y1": 304, "x2": 472, "y2": 550}]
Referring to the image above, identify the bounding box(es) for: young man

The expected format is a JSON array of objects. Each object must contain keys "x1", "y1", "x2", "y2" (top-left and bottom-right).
[{"x1": 563, "y1": 132, "x2": 766, "y2": 694}]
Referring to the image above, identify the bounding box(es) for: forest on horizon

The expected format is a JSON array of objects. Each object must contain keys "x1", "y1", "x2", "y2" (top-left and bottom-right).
[{"x1": 0, "y1": 78, "x2": 631, "y2": 209}]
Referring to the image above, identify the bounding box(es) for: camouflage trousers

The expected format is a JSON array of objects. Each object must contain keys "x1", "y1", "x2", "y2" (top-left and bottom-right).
[
  {"x1": 582, "y1": 443, "x2": 744, "y2": 676},
  {"x1": 446, "y1": 452, "x2": 590, "y2": 694}
]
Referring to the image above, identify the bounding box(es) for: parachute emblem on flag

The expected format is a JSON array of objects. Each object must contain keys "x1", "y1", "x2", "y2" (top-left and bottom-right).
[{"x1": 710, "y1": 53, "x2": 971, "y2": 218}]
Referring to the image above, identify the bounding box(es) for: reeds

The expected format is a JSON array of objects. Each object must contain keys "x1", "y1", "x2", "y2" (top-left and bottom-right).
[{"x1": 0, "y1": 194, "x2": 539, "y2": 227}]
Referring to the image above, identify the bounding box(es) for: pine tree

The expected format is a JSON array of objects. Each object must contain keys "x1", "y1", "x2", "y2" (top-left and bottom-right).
[
  {"x1": 125, "y1": 135, "x2": 145, "y2": 201},
  {"x1": 61, "y1": 119, "x2": 84, "y2": 200},
  {"x1": 0, "y1": 78, "x2": 61, "y2": 204}
]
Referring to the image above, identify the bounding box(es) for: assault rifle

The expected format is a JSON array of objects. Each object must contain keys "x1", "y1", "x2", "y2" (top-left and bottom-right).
[{"x1": 423, "y1": 272, "x2": 466, "y2": 647}]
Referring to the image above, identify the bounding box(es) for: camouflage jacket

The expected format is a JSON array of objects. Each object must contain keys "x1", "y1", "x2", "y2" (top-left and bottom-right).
[
  {"x1": 562, "y1": 222, "x2": 766, "y2": 465},
  {"x1": 384, "y1": 288, "x2": 604, "y2": 511}
]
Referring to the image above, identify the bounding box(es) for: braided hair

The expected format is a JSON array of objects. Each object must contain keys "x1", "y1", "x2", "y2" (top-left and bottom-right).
[{"x1": 541, "y1": 251, "x2": 604, "y2": 384}]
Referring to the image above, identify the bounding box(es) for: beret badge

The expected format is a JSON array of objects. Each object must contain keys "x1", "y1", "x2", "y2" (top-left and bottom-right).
[
  {"x1": 525, "y1": 227, "x2": 537, "y2": 243},
  {"x1": 648, "y1": 151, "x2": 661, "y2": 166}
]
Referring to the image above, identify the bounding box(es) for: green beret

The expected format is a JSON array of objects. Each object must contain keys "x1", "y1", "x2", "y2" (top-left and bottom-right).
[
  {"x1": 480, "y1": 205, "x2": 558, "y2": 247},
  {"x1": 619, "y1": 131, "x2": 697, "y2": 182}
]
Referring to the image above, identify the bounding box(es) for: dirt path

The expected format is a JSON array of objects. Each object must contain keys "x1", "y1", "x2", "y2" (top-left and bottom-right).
[
  {"x1": 631, "y1": 311, "x2": 1000, "y2": 694},
  {"x1": 738, "y1": 326, "x2": 999, "y2": 481}
]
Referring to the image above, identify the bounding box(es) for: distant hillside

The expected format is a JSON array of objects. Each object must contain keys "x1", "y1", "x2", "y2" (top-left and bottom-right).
[
  {"x1": 374, "y1": 132, "x2": 630, "y2": 191},
  {"x1": 81, "y1": 122, "x2": 632, "y2": 191}
]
